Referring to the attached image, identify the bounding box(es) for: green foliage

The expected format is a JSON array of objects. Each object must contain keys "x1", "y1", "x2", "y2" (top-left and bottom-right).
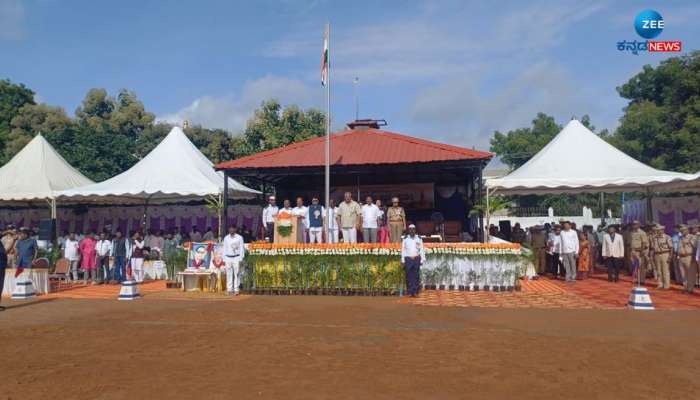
[
  {"x1": 610, "y1": 51, "x2": 700, "y2": 172},
  {"x1": 0, "y1": 84, "x2": 325, "y2": 183},
  {"x1": 469, "y1": 195, "x2": 511, "y2": 217}
]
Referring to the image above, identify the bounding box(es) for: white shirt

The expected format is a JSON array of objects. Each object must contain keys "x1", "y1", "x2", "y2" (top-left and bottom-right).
[
  {"x1": 262, "y1": 205, "x2": 279, "y2": 224},
  {"x1": 95, "y1": 240, "x2": 112, "y2": 257},
  {"x1": 64, "y1": 239, "x2": 80, "y2": 261},
  {"x1": 401, "y1": 235, "x2": 426, "y2": 263},
  {"x1": 602, "y1": 233, "x2": 625, "y2": 258},
  {"x1": 327, "y1": 207, "x2": 338, "y2": 230},
  {"x1": 559, "y1": 229, "x2": 579, "y2": 254},
  {"x1": 361, "y1": 204, "x2": 381, "y2": 229},
  {"x1": 292, "y1": 206, "x2": 309, "y2": 229},
  {"x1": 223, "y1": 233, "x2": 245, "y2": 261},
  {"x1": 549, "y1": 234, "x2": 562, "y2": 254}
]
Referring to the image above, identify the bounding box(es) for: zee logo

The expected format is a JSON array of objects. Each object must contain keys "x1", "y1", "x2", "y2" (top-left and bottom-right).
[{"x1": 635, "y1": 10, "x2": 664, "y2": 39}]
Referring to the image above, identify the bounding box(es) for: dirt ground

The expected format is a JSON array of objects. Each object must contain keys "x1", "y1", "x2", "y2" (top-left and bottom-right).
[{"x1": 1, "y1": 295, "x2": 699, "y2": 400}]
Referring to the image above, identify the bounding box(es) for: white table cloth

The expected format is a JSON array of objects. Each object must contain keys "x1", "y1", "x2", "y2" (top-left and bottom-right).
[{"x1": 2, "y1": 268, "x2": 49, "y2": 296}]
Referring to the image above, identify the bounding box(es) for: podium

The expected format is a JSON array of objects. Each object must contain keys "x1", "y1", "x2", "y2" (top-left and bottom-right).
[{"x1": 274, "y1": 214, "x2": 301, "y2": 244}]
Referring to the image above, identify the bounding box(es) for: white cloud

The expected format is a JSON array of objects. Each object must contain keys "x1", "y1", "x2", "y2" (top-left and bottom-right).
[
  {"x1": 0, "y1": 0, "x2": 25, "y2": 40},
  {"x1": 158, "y1": 75, "x2": 321, "y2": 133}
]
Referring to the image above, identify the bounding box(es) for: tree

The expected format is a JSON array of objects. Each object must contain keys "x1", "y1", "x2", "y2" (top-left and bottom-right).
[
  {"x1": 237, "y1": 100, "x2": 325, "y2": 158},
  {"x1": 0, "y1": 79, "x2": 35, "y2": 163},
  {"x1": 609, "y1": 51, "x2": 700, "y2": 172},
  {"x1": 4, "y1": 103, "x2": 73, "y2": 163},
  {"x1": 489, "y1": 113, "x2": 561, "y2": 170}
]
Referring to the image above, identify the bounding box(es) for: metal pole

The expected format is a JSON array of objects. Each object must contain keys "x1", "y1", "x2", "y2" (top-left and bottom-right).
[
  {"x1": 223, "y1": 171, "x2": 229, "y2": 235},
  {"x1": 324, "y1": 22, "x2": 331, "y2": 242}
]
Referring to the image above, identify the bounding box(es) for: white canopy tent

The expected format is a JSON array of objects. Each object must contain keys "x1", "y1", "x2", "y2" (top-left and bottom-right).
[
  {"x1": 486, "y1": 119, "x2": 696, "y2": 195},
  {"x1": 58, "y1": 127, "x2": 259, "y2": 203},
  {"x1": 0, "y1": 134, "x2": 94, "y2": 213}
]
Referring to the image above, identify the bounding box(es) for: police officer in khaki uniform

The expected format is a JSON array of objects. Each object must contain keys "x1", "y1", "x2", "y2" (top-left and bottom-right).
[
  {"x1": 650, "y1": 224, "x2": 673, "y2": 289},
  {"x1": 629, "y1": 220, "x2": 650, "y2": 284},
  {"x1": 645, "y1": 223, "x2": 658, "y2": 281},
  {"x1": 678, "y1": 225, "x2": 697, "y2": 294},
  {"x1": 622, "y1": 224, "x2": 632, "y2": 274},
  {"x1": 529, "y1": 225, "x2": 547, "y2": 275}
]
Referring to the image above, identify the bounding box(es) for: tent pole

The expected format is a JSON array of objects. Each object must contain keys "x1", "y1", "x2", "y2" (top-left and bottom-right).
[
  {"x1": 645, "y1": 188, "x2": 653, "y2": 223},
  {"x1": 223, "y1": 170, "x2": 229, "y2": 236}
]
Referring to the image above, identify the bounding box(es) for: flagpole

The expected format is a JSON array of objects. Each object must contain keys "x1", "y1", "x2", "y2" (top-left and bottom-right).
[{"x1": 324, "y1": 23, "x2": 331, "y2": 242}]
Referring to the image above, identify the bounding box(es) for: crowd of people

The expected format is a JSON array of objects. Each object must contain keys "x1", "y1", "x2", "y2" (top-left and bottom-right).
[
  {"x1": 497, "y1": 220, "x2": 700, "y2": 293},
  {"x1": 262, "y1": 192, "x2": 408, "y2": 244}
]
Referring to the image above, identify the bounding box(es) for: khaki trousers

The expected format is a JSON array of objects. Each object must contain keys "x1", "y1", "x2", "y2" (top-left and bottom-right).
[
  {"x1": 534, "y1": 248, "x2": 547, "y2": 274},
  {"x1": 389, "y1": 222, "x2": 403, "y2": 243},
  {"x1": 653, "y1": 252, "x2": 670, "y2": 289},
  {"x1": 631, "y1": 250, "x2": 647, "y2": 283},
  {"x1": 679, "y1": 256, "x2": 696, "y2": 293}
]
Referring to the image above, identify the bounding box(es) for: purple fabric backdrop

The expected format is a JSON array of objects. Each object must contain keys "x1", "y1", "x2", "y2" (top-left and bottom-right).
[
  {"x1": 118, "y1": 218, "x2": 128, "y2": 234},
  {"x1": 656, "y1": 211, "x2": 676, "y2": 235},
  {"x1": 196, "y1": 216, "x2": 207, "y2": 233},
  {"x1": 149, "y1": 217, "x2": 161, "y2": 232},
  {"x1": 164, "y1": 217, "x2": 177, "y2": 231},
  {"x1": 682, "y1": 211, "x2": 699, "y2": 224},
  {"x1": 180, "y1": 217, "x2": 192, "y2": 234}
]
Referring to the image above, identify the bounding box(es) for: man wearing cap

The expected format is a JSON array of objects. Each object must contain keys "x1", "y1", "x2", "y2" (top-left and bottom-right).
[
  {"x1": 650, "y1": 224, "x2": 673, "y2": 289},
  {"x1": 678, "y1": 225, "x2": 697, "y2": 293},
  {"x1": 629, "y1": 221, "x2": 650, "y2": 283},
  {"x1": 529, "y1": 225, "x2": 547, "y2": 275},
  {"x1": 401, "y1": 224, "x2": 425, "y2": 297},
  {"x1": 387, "y1": 197, "x2": 406, "y2": 243},
  {"x1": 262, "y1": 196, "x2": 279, "y2": 243}
]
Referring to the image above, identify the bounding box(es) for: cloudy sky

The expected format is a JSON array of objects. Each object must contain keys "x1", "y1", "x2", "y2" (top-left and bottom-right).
[{"x1": 2, "y1": 0, "x2": 699, "y2": 154}]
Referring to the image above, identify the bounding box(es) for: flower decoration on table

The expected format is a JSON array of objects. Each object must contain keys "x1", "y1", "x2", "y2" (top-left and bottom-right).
[
  {"x1": 276, "y1": 212, "x2": 293, "y2": 237},
  {"x1": 246, "y1": 242, "x2": 521, "y2": 257}
]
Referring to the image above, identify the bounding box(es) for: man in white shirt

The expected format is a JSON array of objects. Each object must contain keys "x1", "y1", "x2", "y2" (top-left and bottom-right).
[
  {"x1": 327, "y1": 199, "x2": 339, "y2": 243},
  {"x1": 64, "y1": 232, "x2": 81, "y2": 282},
  {"x1": 223, "y1": 225, "x2": 245, "y2": 295},
  {"x1": 337, "y1": 192, "x2": 361, "y2": 244},
  {"x1": 402, "y1": 224, "x2": 425, "y2": 297},
  {"x1": 262, "y1": 196, "x2": 279, "y2": 243},
  {"x1": 559, "y1": 221, "x2": 580, "y2": 282},
  {"x1": 602, "y1": 225, "x2": 624, "y2": 282},
  {"x1": 95, "y1": 232, "x2": 112, "y2": 284},
  {"x1": 361, "y1": 196, "x2": 381, "y2": 243},
  {"x1": 292, "y1": 197, "x2": 309, "y2": 243}
]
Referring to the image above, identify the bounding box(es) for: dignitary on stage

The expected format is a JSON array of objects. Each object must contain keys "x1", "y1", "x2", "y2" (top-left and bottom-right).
[
  {"x1": 223, "y1": 225, "x2": 245, "y2": 295},
  {"x1": 95, "y1": 232, "x2": 112, "y2": 284},
  {"x1": 401, "y1": 224, "x2": 425, "y2": 297},
  {"x1": 361, "y1": 196, "x2": 381, "y2": 243},
  {"x1": 131, "y1": 232, "x2": 146, "y2": 282},
  {"x1": 338, "y1": 192, "x2": 361, "y2": 244},
  {"x1": 307, "y1": 197, "x2": 325, "y2": 244},
  {"x1": 327, "y1": 199, "x2": 339, "y2": 243},
  {"x1": 110, "y1": 230, "x2": 131, "y2": 283},
  {"x1": 64, "y1": 232, "x2": 81, "y2": 282},
  {"x1": 262, "y1": 196, "x2": 279, "y2": 243},
  {"x1": 292, "y1": 197, "x2": 308, "y2": 243},
  {"x1": 387, "y1": 197, "x2": 406, "y2": 243},
  {"x1": 79, "y1": 232, "x2": 98, "y2": 284}
]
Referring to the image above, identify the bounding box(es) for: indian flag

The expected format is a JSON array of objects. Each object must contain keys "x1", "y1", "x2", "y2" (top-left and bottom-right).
[{"x1": 321, "y1": 26, "x2": 329, "y2": 87}]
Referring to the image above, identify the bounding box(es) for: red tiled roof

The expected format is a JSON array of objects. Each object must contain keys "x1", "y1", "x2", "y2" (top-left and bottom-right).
[{"x1": 216, "y1": 128, "x2": 492, "y2": 170}]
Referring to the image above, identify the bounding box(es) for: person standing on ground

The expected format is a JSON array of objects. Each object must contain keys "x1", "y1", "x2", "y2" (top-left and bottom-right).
[
  {"x1": 110, "y1": 230, "x2": 130, "y2": 283},
  {"x1": 577, "y1": 231, "x2": 590, "y2": 279},
  {"x1": 292, "y1": 197, "x2": 309, "y2": 243},
  {"x1": 548, "y1": 225, "x2": 563, "y2": 279},
  {"x1": 337, "y1": 192, "x2": 361, "y2": 244},
  {"x1": 560, "y1": 222, "x2": 579, "y2": 282},
  {"x1": 223, "y1": 225, "x2": 245, "y2": 295},
  {"x1": 190, "y1": 227, "x2": 202, "y2": 243},
  {"x1": 529, "y1": 225, "x2": 547, "y2": 275},
  {"x1": 261, "y1": 196, "x2": 279, "y2": 243},
  {"x1": 651, "y1": 224, "x2": 673, "y2": 290},
  {"x1": 361, "y1": 196, "x2": 380, "y2": 243},
  {"x1": 14, "y1": 228, "x2": 37, "y2": 281},
  {"x1": 376, "y1": 199, "x2": 389, "y2": 243},
  {"x1": 79, "y1": 232, "x2": 98, "y2": 284},
  {"x1": 64, "y1": 232, "x2": 81, "y2": 282},
  {"x1": 0, "y1": 239, "x2": 7, "y2": 311},
  {"x1": 629, "y1": 221, "x2": 650, "y2": 283},
  {"x1": 401, "y1": 224, "x2": 425, "y2": 297},
  {"x1": 602, "y1": 225, "x2": 624, "y2": 282},
  {"x1": 387, "y1": 197, "x2": 406, "y2": 243},
  {"x1": 131, "y1": 232, "x2": 145, "y2": 282},
  {"x1": 671, "y1": 225, "x2": 683, "y2": 284},
  {"x1": 95, "y1": 232, "x2": 112, "y2": 284},
  {"x1": 1, "y1": 225, "x2": 17, "y2": 269},
  {"x1": 511, "y1": 223, "x2": 526, "y2": 244},
  {"x1": 326, "y1": 199, "x2": 339, "y2": 244},
  {"x1": 307, "y1": 197, "x2": 325, "y2": 244},
  {"x1": 678, "y1": 225, "x2": 697, "y2": 294}
]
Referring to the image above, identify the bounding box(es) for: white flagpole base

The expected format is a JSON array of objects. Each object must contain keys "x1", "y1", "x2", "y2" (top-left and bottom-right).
[
  {"x1": 118, "y1": 280, "x2": 141, "y2": 300},
  {"x1": 628, "y1": 286, "x2": 654, "y2": 310},
  {"x1": 12, "y1": 277, "x2": 36, "y2": 299}
]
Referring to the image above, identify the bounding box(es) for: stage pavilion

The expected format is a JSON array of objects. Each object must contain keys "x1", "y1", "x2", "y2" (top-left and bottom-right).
[{"x1": 216, "y1": 119, "x2": 493, "y2": 242}]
